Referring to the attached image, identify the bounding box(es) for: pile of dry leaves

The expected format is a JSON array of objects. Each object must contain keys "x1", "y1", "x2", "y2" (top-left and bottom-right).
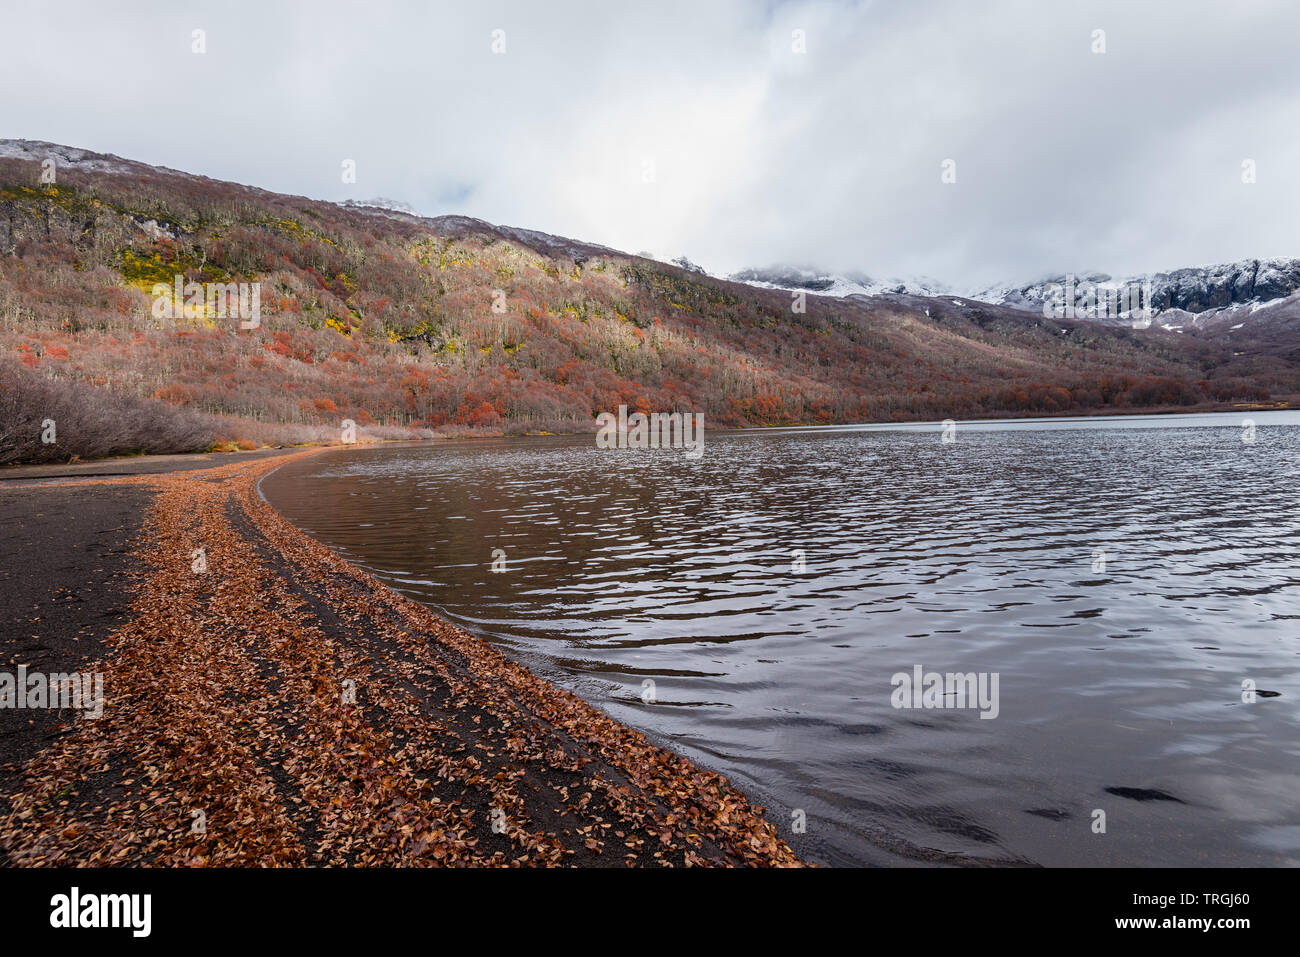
[{"x1": 0, "y1": 452, "x2": 801, "y2": 867}]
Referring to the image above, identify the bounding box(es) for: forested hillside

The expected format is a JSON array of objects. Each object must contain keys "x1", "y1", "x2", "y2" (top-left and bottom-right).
[{"x1": 1, "y1": 141, "x2": 1295, "y2": 462}]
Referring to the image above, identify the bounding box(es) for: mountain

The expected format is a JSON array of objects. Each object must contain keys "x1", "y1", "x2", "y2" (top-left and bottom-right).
[
  {"x1": 731, "y1": 265, "x2": 953, "y2": 300},
  {"x1": 1, "y1": 139, "x2": 1298, "y2": 463},
  {"x1": 734, "y1": 259, "x2": 1300, "y2": 329},
  {"x1": 977, "y1": 259, "x2": 1300, "y2": 323},
  {"x1": 339, "y1": 197, "x2": 419, "y2": 215}
]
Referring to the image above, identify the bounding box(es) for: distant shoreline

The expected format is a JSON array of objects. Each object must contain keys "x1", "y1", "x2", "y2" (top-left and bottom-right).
[{"x1": 1, "y1": 401, "x2": 1289, "y2": 476}]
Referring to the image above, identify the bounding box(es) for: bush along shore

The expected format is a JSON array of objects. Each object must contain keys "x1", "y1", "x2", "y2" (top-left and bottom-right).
[{"x1": 0, "y1": 449, "x2": 800, "y2": 866}]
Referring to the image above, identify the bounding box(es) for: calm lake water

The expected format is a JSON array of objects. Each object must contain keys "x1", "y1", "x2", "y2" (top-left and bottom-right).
[{"x1": 261, "y1": 412, "x2": 1300, "y2": 867}]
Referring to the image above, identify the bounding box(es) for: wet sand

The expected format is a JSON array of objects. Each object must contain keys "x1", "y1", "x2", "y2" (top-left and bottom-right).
[{"x1": 0, "y1": 450, "x2": 799, "y2": 866}]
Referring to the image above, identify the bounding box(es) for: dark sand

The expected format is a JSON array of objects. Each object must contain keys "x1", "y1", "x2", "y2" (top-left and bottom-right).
[
  {"x1": 0, "y1": 450, "x2": 800, "y2": 867},
  {"x1": 0, "y1": 483, "x2": 147, "y2": 793},
  {"x1": 0, "y1": 449, "x2": 307, "y2": 832}
]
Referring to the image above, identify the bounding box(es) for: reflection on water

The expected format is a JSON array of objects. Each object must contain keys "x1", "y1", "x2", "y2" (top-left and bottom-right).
[{"x1": 261, "y1": 413, "x2": 1300, "y2": 866}]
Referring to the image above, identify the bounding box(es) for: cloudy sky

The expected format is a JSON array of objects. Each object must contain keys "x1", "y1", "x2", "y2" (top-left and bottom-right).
[{"x1": 3, "y1": 0, "x2": 1297, "y2": 290}]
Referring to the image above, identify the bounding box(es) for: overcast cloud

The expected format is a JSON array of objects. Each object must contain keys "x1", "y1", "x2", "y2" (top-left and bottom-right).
[{"x1": 2, "y1": 0, "x2": 1297, "y2": 289}]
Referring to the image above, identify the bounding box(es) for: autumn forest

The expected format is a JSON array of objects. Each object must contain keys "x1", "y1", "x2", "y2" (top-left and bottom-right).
[{"x1": 1, "y1": 147, "x2": 1295, "y2": 464}]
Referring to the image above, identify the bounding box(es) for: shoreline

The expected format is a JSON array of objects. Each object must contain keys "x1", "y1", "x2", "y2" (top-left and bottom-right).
[
  {"x1": 0, "y1": 402, "x2": 1287, "y2": 478},
  {"x1": 0, "y1": 450, "x2": 799, "y2": 866}
]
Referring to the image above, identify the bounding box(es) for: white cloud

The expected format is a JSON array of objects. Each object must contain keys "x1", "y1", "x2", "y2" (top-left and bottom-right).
[{"x1": 2, "y1": 0, "x2": 1297, "y2": 287}]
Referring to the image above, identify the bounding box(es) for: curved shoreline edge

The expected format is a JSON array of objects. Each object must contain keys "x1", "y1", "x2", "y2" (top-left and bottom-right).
[{"x1": 0, "y1": 449, "x2": 801, "y2": 867}]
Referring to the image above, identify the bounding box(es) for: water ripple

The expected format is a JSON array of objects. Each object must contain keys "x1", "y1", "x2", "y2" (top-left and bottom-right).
[{"x1": 263, "y1": 414, "x2": 1300, "y2": 866}]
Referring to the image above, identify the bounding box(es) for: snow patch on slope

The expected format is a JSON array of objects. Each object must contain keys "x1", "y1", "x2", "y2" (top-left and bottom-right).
[
  {"x1": 340, "y1": 197, "x2": 418, "y2": 215},
  {"x1": 0, "y1": 139, "x2": 137, "y2": 174},
  {"x1": 730, "y1": 265, "x2": 953, "y2": 299}
]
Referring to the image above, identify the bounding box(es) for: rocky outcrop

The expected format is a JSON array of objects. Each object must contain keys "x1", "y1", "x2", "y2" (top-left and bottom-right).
[
  {"x1": 733, "y1": 259, "x2": 1300, "y2": 321},
  {"x1": 1145, "y1": 259, "x2": 1300, "y2": 313},
  {"x1": 983, "y1": 259, "x2": 1300, "y2": 317}
]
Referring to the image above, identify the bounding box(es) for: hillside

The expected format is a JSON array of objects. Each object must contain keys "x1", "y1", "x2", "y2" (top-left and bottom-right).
[{"x1": 2, "y1": 139, "x2": 1298, "y2": 463}]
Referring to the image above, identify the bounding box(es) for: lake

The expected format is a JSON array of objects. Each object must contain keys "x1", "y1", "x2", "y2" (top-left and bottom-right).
[{"x1": 260, "y1": 411, "x2": 1300, "y2": 866}]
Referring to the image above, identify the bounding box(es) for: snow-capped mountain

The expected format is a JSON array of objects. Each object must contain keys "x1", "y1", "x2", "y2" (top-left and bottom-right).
[
  {"x1": 730, "y1": 265, "x2": 954, "y2": 299},
  {"x1": 339, "y1": 197, "x2": 418, "y2": 215},
  {"x1": 8, "y1": 136, "x2": 1296, "y2": 333},
  {"x1": 977, "y1": 259, "x2": 1300, "y2": 319},
  {"x1": 731, "y1": 259, "x2": 1300, "y2": 327}
]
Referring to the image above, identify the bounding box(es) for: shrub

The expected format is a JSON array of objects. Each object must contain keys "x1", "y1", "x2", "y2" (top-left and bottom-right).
[{"x1": 0, "y1": 358, "x2": 217, "y2": 464}]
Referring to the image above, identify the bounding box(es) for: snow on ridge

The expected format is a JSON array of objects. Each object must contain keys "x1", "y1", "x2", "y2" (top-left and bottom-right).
[
  {"x1": 339, "y1": 197, "x2": 418, "y2": 215},
  {"x1": 6, "y1": 136, "x2": 1297, "y2": 322},
  {"x1": 0, "y1": 139, "x2": 137, "y2": 174},
  {"x1": 729, "y1": 265, "x2": 954, "y2": 300},
  {"x1": 731, "y1": 258, "x2": 1300, "y2": 322}
]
